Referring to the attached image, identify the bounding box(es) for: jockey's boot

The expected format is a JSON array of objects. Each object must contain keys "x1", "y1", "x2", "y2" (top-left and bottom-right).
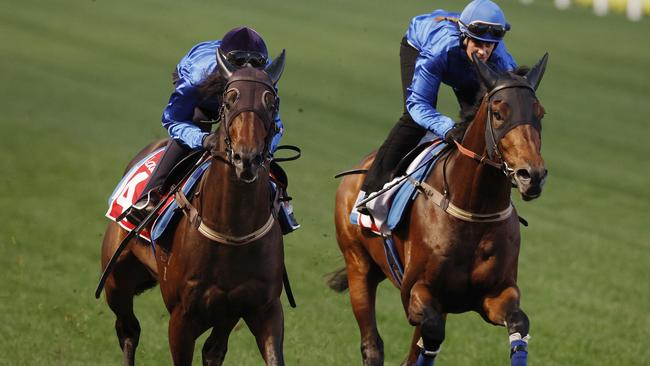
[{"x1": 124, "y1": 189, "x2": 163, "y2": 226}]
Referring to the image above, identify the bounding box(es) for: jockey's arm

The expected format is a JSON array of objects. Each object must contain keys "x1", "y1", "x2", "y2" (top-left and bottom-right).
[
  {"x1": 405, "y1": 53, "x2": 455, "y2": 139},
  {"x1": 161, "y1": 78, "x2": 207, "y2": 150}
]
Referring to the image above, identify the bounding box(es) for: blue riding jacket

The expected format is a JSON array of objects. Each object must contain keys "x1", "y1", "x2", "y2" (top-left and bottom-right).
[
  {"x1": 405, "y1": 10, "x2": 517, "y2": 137},
  {"x1": 162, "y1": 40, "x2": 284, "y2": 151}
]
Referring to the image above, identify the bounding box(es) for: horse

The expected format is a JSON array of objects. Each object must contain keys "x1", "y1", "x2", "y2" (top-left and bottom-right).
[
  {"x1": 100, "y1": 50, "x2": 287, "y2": 366},
  {"x1": 330, "y1": 53, "x2": 549, "y2": 366}
]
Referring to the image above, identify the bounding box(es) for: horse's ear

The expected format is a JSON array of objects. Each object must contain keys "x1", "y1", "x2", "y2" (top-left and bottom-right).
[
  {"x1": 265, "y1": 49, "x2": 286, "y2": 85},
  {"x1": 525, "y1": 53, "x2": 549, "y2": 91},
  {"x1": 472, "y1": 53, "x2": 499, "y2": 91},
  {"x1": 216, "y1": 48, "x2": 237, "y2": 80}
]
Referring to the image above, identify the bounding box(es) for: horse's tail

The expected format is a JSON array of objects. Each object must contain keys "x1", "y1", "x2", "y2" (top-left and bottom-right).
[{"x1": 326, "y1": 267, "x2": 349, "y2": 293}]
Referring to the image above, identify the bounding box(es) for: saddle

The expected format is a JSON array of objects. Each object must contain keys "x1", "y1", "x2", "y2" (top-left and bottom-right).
[{"x1": 391, "y1": 140, "x2": 437, "y2": 180}]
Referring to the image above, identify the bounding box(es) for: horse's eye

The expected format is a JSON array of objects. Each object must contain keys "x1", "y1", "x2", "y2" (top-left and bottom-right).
[
  {"x1": 493, "y1": 111, "x2": 502, "y2": 120},
  {"x1": 262, "y1": 90, "x2": 276, "y2": 112},
  {"x1": 224, "y1": 89, "x2": 239, "y2": 110}
]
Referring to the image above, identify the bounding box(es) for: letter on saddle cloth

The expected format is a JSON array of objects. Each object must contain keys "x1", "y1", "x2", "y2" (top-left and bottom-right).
[{"x1": 351, "y1": 139, "x2": 448, "y2": 235}]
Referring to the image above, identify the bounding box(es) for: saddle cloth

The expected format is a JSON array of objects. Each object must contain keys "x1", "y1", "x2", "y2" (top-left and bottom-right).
[
  {"x1": 106, "y1": 148, "x2": 297, "y2": 250},
  {"x1": 105, "y1": 148, "x2": 210, "y2": 243},
  {"x1": 350, "y1": 139, "x2": 449, "y2": 235}
]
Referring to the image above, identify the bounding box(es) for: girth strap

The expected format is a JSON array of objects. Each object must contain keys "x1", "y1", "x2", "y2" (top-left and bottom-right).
[
  {"x1": 175, "y1": 191, "x2": 275, "y2": 246},
  {"x1": 406, "y1": 177, "x2": 513, "y2": 222}
]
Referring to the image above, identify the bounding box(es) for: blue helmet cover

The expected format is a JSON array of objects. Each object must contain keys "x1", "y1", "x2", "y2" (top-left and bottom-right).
[{"x1": 459, "y1": 0, "x2": 509, "y2": 43}]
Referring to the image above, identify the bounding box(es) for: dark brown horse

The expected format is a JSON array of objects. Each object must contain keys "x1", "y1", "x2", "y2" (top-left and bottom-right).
[
  {"x1": 330, "y1": 54, "x2": 548, "y2": 366},
  {"x1": 100, "y1": 50, "x2": 287, "y2": 365}
]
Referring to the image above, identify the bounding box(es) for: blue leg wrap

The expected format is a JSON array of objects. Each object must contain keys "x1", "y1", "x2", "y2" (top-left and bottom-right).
[
  {"x1": 510, "y1": 339, "x2": 528, "y2": 366},
  {"x1": 415, "y1": 349, "x2": 437, "y2": 366}
]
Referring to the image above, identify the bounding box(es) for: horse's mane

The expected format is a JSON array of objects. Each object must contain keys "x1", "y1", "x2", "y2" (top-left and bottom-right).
[
  {"x1": 459, "y1": 66, "x2": 530, "y2": 123},
  {"x1": 197, "y1": 71, "x2": 228, "y2": 102}
]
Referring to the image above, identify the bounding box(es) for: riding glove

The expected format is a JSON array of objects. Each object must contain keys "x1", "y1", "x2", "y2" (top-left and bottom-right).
[
  {"x1": 444, "y1": 123, "x2": 467, "y2": 143},
  {"x1": 202, "y1": 133, "x2": 217, "y2": 152}
]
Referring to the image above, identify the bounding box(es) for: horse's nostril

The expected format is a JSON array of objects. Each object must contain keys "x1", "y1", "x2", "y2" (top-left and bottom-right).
[
  {"x1": 233, "y1": 153, "x2": 242, "y2": 162},
  {"x1": 516, "y1": 169, "x2": 531, "y2": 183}
]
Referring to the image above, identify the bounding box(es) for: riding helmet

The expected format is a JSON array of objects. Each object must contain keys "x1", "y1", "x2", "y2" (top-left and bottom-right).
[{"x1": 459, "y1": 0, "x2": 510, "y2": 43}]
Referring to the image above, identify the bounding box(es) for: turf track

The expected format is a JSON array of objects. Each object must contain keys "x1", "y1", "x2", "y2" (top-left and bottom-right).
[{"x1": 1, "y1": 0, "x2": 649, "y2": 364}]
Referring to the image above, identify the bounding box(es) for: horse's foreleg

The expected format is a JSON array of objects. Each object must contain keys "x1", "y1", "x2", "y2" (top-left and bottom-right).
[
  {"x1": 407, "y1": 283, "x2": 445, "y2": 366},
  {"x1": 201, "y1": 317, "x2": 239, "y2": 366},
  {"x1": 482, "y1": 286, "x2": 530, "y2": 366},
  {"x1": 244, "y1": 298, "x2": 285, "y2": 366},
  {"x1": 401, "y1": 326, "x2": 422, "y2": 366},
  {"x1": 168, "y1": 308, "x2": 199, "y2": 366},
  {"x1": 346, "y1": 257, "x2": 385, "y2": 366}
]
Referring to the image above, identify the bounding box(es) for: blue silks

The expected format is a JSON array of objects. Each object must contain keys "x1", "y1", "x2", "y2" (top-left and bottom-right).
[{"x1": 404, "y1": 10, "x2": 516, "y2": 138}]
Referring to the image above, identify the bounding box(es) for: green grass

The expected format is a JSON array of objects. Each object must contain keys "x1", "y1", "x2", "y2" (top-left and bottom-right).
[{"x1": 1, "y1": 0, "x2": 649, "y2": 364}]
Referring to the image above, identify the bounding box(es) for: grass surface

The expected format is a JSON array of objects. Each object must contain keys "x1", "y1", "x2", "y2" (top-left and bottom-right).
[{"x1": 1, "y1": 0, "x2": 649, "y2": 364}]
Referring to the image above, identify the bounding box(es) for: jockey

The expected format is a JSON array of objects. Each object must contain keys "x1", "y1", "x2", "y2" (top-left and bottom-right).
[
  {"x1": 127, "y1": 26, "x2": 298, "y2": 233},
  {"x1": 357, "y1": 0, "x2": 517, "y2": 214}
]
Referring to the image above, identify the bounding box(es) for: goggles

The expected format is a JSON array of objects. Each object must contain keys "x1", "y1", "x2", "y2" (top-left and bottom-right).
[
  {"x1": 226, "y1": 50, "x2": 268, "y2": 68},
  {"x1": 459, "y1": 20, "x2": 509, "y2": 40}
]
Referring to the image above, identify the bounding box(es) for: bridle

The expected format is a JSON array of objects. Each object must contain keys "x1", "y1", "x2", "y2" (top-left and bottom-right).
[
  {"x1": 174, "y1": 70, "x2": 281, "y2": 246},
  {"x1": 173, "y1": 51, "x2": 287, "y2": 246},
  {"x1": 213, "y1": 72, "x2": 280, "y2": 167},
  {"x1": 455, "y1": 80, "x2": 542, "y2": 179}
]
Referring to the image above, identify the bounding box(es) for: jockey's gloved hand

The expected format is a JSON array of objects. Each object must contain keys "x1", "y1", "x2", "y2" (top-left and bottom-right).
[
  {"x1": 202, "y1": 133, "x2": 218, "y2": 152},
  {"x1": 444, "y1": 123, "x2": 468, "y2": 144}
]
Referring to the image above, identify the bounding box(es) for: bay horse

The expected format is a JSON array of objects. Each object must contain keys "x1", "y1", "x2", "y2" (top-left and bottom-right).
[
  {"x1": 100, "y1": 50, "x2": 287, "y2": 365},
  {"x1": 330, "y1": 54, "x2": 548, "y2": 366}
]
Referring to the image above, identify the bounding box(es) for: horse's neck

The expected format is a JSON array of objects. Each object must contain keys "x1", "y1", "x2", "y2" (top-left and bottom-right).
[
  {"x1": 198, "y1": 159, "x2": 271, "y2": 236},
  {"x1": 444, "y1": 102, "x2": 511, "y2": 212}
]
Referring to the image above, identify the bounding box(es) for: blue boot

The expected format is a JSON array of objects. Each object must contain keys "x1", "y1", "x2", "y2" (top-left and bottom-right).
[
  {"x1": 510, "y1": 339, "x2": 528, "y2": 366},
  {"x1": 415, "y1": 348, "x2": 438, "y2": 366}
]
